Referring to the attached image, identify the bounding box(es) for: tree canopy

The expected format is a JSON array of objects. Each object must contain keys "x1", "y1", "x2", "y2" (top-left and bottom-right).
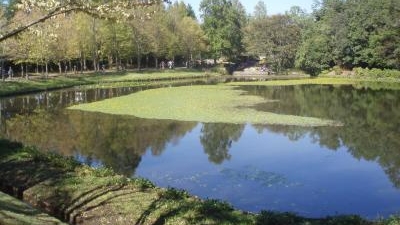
[
  {"x1": 0, "y1": 0, "x2": 171, "y2": 42},
  {"x1": 1, "y1": 0, "x2": 399, "y2": 76}
]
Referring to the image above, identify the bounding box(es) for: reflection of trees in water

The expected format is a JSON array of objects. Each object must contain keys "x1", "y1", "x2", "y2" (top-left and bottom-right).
[
  {"x1": 3, "y1": 84, "x2": 400, "y2": 186},
  {"x1": 249, "y1": 84, "x2": 400, "y2": 188},
  {"x1": 200, "y1": 123, "x2": 244, "y2": 164},
  {"x1": 3, "y1": 109, "x2": 197, "y2": 176}
]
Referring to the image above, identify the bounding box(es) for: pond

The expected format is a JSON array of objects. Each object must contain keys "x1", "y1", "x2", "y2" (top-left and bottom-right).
[{"x1": 0, "y1": 83, "x2": 400, "y2": 219}]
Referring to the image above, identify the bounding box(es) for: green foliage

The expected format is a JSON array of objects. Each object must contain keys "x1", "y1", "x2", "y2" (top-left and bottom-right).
[
  {"x1": 354, "y1": 68, "x2": 400, "y2": 79},
  {"x1": 132, "y1": 177, "x2": 156, "y2": 189},
  {"x1": 200, "y1": 0, "x2": 245, "y2": 60},
  {"x1": 200, "y1": 199, "x2": 234, "y2": 214},
  {"x1": 244, "y1": 14, "x2": 302, "y2": 72},
  {"x1": 322, "y1": 215, "x2": 368, "y2": 225},
  {"x1": 29, "y1": 148, "x2": 80, "y2": 171},
  {"x1": 381, "y1": 216, "x2": 400, "y2": 225},
  {"x1": 256, "y1": 211, "x2": 304, "y2": 225},
  {"x1": 296, "y1": 0, "x2": 400, "y2": 74},
  {"x1": 162, "y1": 187, "x2": 190, "y2": 200}
]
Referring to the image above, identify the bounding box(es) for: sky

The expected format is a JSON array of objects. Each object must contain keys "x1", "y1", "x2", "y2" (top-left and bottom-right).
[{"x1": 182, "y1": 0, "x2": 315, "y2": 17}]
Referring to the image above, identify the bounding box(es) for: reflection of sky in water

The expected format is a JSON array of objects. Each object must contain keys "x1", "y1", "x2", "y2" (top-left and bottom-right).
[{"x1": 135, "y1": 124, "x2": 400, "y2": 218}]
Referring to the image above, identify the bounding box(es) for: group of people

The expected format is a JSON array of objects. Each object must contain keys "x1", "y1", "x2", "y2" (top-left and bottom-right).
[
  {"x1": 0, "y1": 66, "x2": 13, "y2": 79},
  {"x1": 160, "y1": 60, "x2": 174, "y2": 69}
]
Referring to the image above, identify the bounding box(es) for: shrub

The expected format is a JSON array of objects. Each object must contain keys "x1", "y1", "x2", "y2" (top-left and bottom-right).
[{"x1": 354, "y1": 67, "x2": 400, "y2": 79}]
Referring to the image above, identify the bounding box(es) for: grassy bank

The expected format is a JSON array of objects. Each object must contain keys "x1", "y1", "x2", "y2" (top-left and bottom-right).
[
  {"x1": 0, "y1": 191, "x2": 68, "y2": 225},
  {"x1": 1, "y1": 139, "x2": 399, "y2": 225},
  {"x1": 0, "y1": 69, "x2": 216, "y2": 97},
  {"x1": 227, "y1": 77, "x2": 400, "y2": 89}
]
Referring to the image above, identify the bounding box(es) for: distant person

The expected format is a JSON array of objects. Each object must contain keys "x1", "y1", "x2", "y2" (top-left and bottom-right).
[{"x1": 8, "y1": 67, "x2": 13, "y2": 79}]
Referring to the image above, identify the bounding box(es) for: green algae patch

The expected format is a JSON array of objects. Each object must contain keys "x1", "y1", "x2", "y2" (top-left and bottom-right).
[{"x1": 69, "y1": 85, "x2": 341, "y2": 127}]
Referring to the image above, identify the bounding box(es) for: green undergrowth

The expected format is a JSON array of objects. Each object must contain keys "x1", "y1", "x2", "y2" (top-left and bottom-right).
[
  {"x1": 0, "y1": 139, "x2": 399, "y2": 225},
  {"x1": 69, "y1": 85, "x2": 341, "y2": 127}
]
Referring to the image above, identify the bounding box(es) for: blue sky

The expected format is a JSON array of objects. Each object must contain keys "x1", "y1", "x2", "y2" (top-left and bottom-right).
[{"x1": 182, "y1": 0, "x2": 315, "y2": 17}]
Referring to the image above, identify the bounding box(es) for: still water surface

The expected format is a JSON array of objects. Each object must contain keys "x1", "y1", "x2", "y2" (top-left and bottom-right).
[{"x1": 1, "y1": 83, "x2": 400, "y2": 218}]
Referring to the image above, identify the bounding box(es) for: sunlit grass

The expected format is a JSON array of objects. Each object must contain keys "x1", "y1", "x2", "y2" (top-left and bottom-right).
[
  {"x1": 226, "y1": 77, "x2": 400, "y2": 90},
  {"x1": 102, "y1": 70, "x2": 214, "y2": 82},
  {"x1": 69, "y1": 85, "x2": 341, "y2": 126}
]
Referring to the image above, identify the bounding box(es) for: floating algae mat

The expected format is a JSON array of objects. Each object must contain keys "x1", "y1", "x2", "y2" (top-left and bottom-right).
[{"x1": 68, "y1": 85, "x2": 341, "y2": 126}]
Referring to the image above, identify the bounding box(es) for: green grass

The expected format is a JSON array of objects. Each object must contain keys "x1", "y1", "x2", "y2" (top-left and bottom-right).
[
  {"x1": 69, "y1": 85, "x2": 341, "y2": 126},
  {"x1": 102, "y1": 70, "x2": 212, "y2": 82},
  {"x1": 226, "y1": 77, "x2": 400, "y2": 90},
  {"x1": 0, "y1": 191, "x2": 68, "y2": 225},
  {"x1": 0, "y1": 69, "x2": 217, "y2": 97}
]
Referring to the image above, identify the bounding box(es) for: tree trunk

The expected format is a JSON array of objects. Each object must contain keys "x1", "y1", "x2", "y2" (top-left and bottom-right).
[
  {"x1": 21, "y1": 64, "x2": 24, "y2": 78},
  {"x1": 25, "y1": 64, "x2": 29, "y2": 80},
  {"x1": 58, "y1": 62, "x2": 62, "y2": 74},
  {"x1": 137, "y1": 55, "x2": 141, "y2": 70},
  {"x1": 45, "y1": 62, "x2": 49, "y2": 79}
]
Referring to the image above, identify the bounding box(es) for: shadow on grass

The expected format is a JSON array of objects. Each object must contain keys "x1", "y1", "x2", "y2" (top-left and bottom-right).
[{"x1": 0, "y1": 191, "x2": 67, "y2": 225}]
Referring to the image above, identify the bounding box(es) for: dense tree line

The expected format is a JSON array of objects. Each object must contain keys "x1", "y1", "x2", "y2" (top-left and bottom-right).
[
  {"x1": 0, "y1": 1, "x2": 206, "y2": 76},
  {"x1": 295, "y1": 0, "x2": 400, "y2": 75},
  {"x1": 0, "y1": 0, "x2": 399, "y2": 76}
]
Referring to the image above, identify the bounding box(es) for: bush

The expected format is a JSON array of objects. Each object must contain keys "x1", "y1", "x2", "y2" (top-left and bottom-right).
[{"x1": 354, "y1": 67, "x2": 400, "y2": 79}]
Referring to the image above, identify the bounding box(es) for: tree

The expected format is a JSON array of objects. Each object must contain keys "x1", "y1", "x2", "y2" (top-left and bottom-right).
[
  {"x1": 177, "y1": 16, "x2": 207, "y2": 66},
  {"x1": 0, "y1": 0, "x2": 170, "y2": 42},
  {"x1": 200, "y1": 0, "x2": 245, "y2": 61},
  {"x1": 253, "y1": 0, "x2": 267, "y2": 19},
  {"x1": 200, "y1": 123, "x2": 244, "y2": 164},
  {"x1": 295, "y1": 22, "x2": 334, "y2": 75},
  {"x1": 185, "y1": 4, "x2": 196, "y2": 19},
  {"x1": 244, "y1": 14, "x2": 301, "y2": 72},
  {"x1": 296, "y1": 0, "x2": 400, "y2": 74}
]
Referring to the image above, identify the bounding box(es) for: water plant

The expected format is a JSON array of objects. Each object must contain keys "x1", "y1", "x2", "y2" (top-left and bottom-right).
[{"x1": 68, "y1": 85, "x2": 341, "y2": 127}]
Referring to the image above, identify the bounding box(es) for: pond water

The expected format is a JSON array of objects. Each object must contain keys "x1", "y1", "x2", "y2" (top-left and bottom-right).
[{"x1": 1, "y1": 83, "x2": 400, "y2": 218}]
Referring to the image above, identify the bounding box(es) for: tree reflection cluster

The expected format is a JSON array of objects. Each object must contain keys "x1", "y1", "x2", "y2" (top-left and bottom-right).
[{"x1": 1, "y1": 84, "x2": 400, "y2": 187}]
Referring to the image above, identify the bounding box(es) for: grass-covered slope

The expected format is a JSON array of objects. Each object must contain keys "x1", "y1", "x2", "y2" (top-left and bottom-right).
[
  {"x1": 0, "y1": 191, "x2": 68, "y2": 225},
  {"x1": 69, "y1": 85, "x2": 341, "y2": 127}
]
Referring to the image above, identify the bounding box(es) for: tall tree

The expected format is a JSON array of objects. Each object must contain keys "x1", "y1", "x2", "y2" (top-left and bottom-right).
[
  {"x1": 244, "y1": 14, "x2": 301, "y2": 72},
  {"x1": 200, "y1": 0, "x2": 245, "y2": 61},
  {"x1": 296, "y1": 0, "x2": 400, "y2": 74},
  {"x1": 253, "y1": 0, "x2": 267, "y2": 19}
]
